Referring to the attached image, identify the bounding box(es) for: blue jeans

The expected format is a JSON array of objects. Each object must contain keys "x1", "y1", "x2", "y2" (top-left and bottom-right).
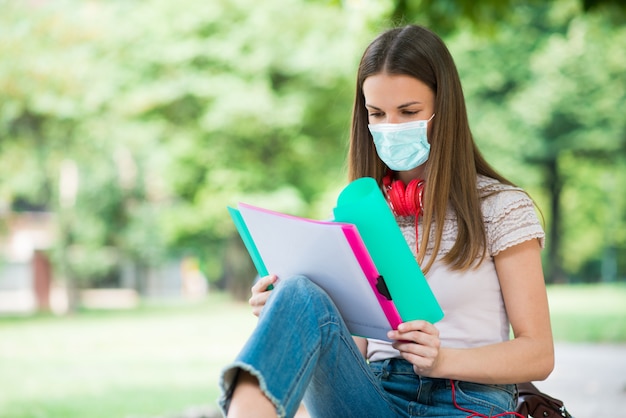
[{"x1": 219, "y1": 276, "x2": 517, "y2": 417}]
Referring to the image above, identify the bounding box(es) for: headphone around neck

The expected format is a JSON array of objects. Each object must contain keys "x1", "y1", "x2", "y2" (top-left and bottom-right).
[
  {"x1": 382, "y1": 171, "x2": 425, "y2": 218},
  {"x1": 383, "y1": 171, "x2": 425, "y2": 254}
]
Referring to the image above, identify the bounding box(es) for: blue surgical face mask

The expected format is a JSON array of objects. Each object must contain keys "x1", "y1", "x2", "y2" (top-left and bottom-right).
[{"x1": 368, "y1": 114, "x2": 435, "y2": 171}]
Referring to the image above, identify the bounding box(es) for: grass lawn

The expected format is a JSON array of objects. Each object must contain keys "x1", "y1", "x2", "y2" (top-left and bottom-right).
[
  {"x1": 0, "y1": 293, "x2": 256, "y2": 418},
  {"x1": 0, "y1": 283, "x2": 624, "y2": 418},
  {"x1": 547, "y1": 283, "x2": 626, "y2": 342}
]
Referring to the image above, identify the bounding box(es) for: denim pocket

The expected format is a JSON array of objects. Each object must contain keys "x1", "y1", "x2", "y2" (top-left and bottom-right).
[{"x1": 453, "y1": 381, "x2": 516, "y2": 414}]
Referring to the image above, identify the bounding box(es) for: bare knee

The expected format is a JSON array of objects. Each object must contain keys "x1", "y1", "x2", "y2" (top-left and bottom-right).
[{"x1": 228, "y1": 370, "x2": 277, "y2": 418}]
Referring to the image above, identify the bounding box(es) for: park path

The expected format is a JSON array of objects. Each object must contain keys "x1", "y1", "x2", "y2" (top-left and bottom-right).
[{"x1": 535, "y1": 343, "x2": 626, "y2": 418}]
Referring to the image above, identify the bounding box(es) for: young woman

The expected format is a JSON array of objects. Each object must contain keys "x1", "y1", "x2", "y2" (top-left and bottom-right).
[{"x1": 219, "y1": 25, "x2": 554, "y2": 418}]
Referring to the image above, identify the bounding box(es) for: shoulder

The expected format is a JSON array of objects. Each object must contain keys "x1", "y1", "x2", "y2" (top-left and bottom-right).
[
  {"x1": 477, "y1": 175, "x2": 545, "y2": 256},
  {"x1": 478, "y1": 175, "x2": 530, "y2": 213}
]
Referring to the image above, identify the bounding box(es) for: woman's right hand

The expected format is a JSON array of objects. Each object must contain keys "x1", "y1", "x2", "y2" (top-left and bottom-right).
[{"x1": 248, "y1": 274, "x2": 277, "y2": 317}]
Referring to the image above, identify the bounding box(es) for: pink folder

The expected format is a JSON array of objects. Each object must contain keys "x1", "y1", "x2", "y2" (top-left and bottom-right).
[{"x1": 233, "y1": 203, "x2": 402, "y2": 341}]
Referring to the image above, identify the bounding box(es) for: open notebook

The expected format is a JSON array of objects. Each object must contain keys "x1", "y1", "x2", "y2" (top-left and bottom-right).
[{"x1": 228, "y1": 177, "x2": 443, "y2": 341}]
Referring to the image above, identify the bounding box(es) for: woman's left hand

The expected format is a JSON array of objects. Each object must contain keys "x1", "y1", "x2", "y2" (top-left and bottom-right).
[{"x1": 387, "y1": 320, "x2": 442, "y2": 377}]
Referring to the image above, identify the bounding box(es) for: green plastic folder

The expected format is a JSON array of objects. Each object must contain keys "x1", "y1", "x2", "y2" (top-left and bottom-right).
[
  {"x1": 227, "y1": 206, "x2": 269, "y2": 277},
  {"x1": 333, "y1": 177, "x2": 444, "y2": 324}
]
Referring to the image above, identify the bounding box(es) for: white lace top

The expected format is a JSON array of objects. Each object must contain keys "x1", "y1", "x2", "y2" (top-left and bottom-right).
[{"x1": 367, "y1": 175, "x2": 545, "y2": 362}]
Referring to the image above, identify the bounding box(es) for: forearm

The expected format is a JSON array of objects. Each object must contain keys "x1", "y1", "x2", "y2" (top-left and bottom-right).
[
  {"x1": 435, "y1": 335, "x2": 554, "y2": 384},
  {"x1": 431, "y1": 239, "x2": 554, "y2": 384}
]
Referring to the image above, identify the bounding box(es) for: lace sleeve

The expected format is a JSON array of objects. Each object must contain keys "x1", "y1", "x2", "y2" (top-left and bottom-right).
[{"x1": 482, "y1": 188, "x2": 546, "y2": 256}]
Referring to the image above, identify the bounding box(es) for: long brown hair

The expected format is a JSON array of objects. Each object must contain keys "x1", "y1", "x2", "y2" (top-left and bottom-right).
[{"x1": 348, "y1": 25, "x2": 515, "y2": 273}]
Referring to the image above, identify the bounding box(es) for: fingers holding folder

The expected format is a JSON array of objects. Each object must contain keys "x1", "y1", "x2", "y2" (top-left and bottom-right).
[{"x1": 249, "y1": 275, "x2": 277, "y2": 317}]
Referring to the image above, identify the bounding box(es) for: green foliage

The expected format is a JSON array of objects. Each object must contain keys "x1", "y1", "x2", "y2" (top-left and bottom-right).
[
  {"x1": 0, "y1": 0, "x2": 624, "y2": 289},
  {"x1": 0, "y1": 0, "x2": 371, "y2": 289},
  {"x1": 449, "y1": 2, "x2": 626, "y2": 281},
  {"x1": 98, "y1": 0, "x2": 370, "y2": 280},
  {"x1": 384, "y1": 0, "x2": 626, "y2": 33}
]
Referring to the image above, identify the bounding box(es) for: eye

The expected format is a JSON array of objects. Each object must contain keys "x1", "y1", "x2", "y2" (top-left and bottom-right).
[{"x1": 368, "y1": 112, "x2": 384, "y2": 118}]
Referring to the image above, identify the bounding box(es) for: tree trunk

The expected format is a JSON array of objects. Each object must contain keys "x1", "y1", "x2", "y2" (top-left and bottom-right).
[{"x1": 545, "y1": 157, "x2": 566, "y2": 283}]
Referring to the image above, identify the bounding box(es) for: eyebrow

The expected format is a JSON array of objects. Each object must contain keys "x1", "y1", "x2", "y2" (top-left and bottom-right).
[{"x1": 365, "y1": 101, "x2": 423, "y2": 110}]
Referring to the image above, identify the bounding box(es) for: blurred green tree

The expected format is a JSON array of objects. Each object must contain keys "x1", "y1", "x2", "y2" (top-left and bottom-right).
[
  {"x1": 0, "y1": 0, "x2": 371, "y2": 300},
  {"x1": 0, "y1": 2, "x2": 141, "y2": 307},
  {"x1": 450, "y1": 3, "x2": 626, "y2": 282},
  {"x1": 95, "y1": 0, "x2": 371, "y2": 295},
  {"x1": 385, "y1": 0, "x2": 626, "y2": 33},
  {"x1": 0, "y1": 0, "x2": 624, "y2": 308}
]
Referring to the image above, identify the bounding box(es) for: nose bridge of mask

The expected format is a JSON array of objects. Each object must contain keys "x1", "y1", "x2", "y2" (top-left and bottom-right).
[
  {"x1": 368, "y1": 113, "x2": 434, "y2": 132},
  {"x1": 368, "y1": 119, "x2": 428, "y2": 133}
]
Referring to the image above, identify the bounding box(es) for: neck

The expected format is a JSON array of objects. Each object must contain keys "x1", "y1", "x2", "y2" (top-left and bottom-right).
[{"x1": 397, "y1": 164, "x2": 427, "y2": 183}]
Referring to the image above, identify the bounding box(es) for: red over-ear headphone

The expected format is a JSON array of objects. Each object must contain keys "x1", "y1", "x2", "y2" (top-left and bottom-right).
[
  {"x1": 383, "y1": 171, "x2": 425, "y2": 254},
  {"x1": 382, "y1": 171, "x2": 425, "y2": 218}
]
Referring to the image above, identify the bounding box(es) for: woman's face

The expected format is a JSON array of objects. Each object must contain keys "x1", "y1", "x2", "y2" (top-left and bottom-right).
[
  {"x1": 362, "y1": 73, "x2": 436, "y2": 181},
  {"x1": 362, "y1": 73, "x2": 435, "y2": 127}
]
